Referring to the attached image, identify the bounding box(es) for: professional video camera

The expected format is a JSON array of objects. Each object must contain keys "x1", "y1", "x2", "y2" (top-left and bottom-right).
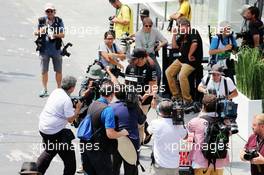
[
  {"x1": 109, "y1": 16, "x2": 115, "y2": 32},
  {"x1": 61, "y1": 42, "x2": 73, "y2": 57},
  {"x1": 120, "y1": 32, "x2": 134, "y2": 47},
  {"x1": 214, "y1": 96, "x2": 239, "y2": 134},
  {"x1": 171, "y1": 100, "x2": 202, "y2": 125}
]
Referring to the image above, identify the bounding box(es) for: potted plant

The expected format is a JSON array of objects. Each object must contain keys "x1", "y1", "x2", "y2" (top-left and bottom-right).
[{"x1": 234, "y1": 47, "x2": 264, "y2": 139}]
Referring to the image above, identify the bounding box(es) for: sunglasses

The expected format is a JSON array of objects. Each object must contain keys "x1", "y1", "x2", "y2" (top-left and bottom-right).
[
  {"x1": 144, "y1": 25, "x2": 152, "y2": 28},
  {"x1": 46, "y1": 10, "x2": 54, "y2": 13},
  {"x1": 106, "y1": 38, "x2": 114, "y2": 40}
]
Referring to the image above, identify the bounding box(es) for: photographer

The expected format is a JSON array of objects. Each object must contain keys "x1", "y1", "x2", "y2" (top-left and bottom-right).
[
  {"x1": 135, "y1": 17, "x2": 168, "y2": 88},
  {"x1": 169, "y1": 0, "x2": 192, "y2": 21},
  {"x1": 240, "y1": 114, "x2": 264, "y2": 175},
  {"x1": 198, "y1": 64, "x2": 238, "y2": 100},
  {"x1": 81, "y1": 80, "x2": 129, "y2": 175},
  {"x1": 111, "y1": 84, "x2": 146, "y2": 175},
  {"x1": 98, "y1": 31, "x2": 126, "y2": 77},
  {"x1": 34, "y1": 3, "x2": 65, "y2": 98},
  {"x1": 187, "y1": 95, "x2": 230, "y2": 175},
  {"x1": 108, "y1": 0, "x2": 133, "y2": 39},
  {"x1": 148, "y1": 99, "x2": 187, "y2": 175},
  {"x1": 37, "y1": 76, "x2": 82, "y2": 175},
  {"x1": 166, "y1": 17, "x2": 203, "y2": 105},
  {"x1": 243, "y1": 6, "x2": 264, "y2": 48},
  {"x1": 209, "y1": 21, "x2": 238, "y2": 82}
]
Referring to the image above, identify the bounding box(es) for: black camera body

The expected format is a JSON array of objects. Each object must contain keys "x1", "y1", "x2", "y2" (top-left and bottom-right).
[
  {"x1": 120, "y1": 32, "x2": 134, "y2": 47},
  {"x1": 61, "y1": 42, "x2": 73, "y2": 57},
  {"x1": 244, "y1": 149, "x2": 259, "y2": 161}
]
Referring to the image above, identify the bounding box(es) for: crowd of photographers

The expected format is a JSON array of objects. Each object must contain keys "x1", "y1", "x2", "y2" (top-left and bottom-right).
[{"x1": 19, "y1": 0, "x2": 264, "y2": 175}]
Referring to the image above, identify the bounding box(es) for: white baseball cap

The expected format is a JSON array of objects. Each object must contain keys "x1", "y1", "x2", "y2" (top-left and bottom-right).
[{"x1": 44, "y1": 3, "x2": 55, "y2": 11}]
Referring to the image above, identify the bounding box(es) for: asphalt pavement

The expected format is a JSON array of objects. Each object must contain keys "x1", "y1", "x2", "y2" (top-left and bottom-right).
[{"x1": 0, "y1": 0, "x2": 252, "y2": 174}]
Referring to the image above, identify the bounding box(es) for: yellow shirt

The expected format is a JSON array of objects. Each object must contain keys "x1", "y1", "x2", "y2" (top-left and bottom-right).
[
  {"x1": 178, "y1": 1, "x2": 192, "y2": 21},
  {"x1": 114, "y1": 4, "x2": 134, "y2": 38}
]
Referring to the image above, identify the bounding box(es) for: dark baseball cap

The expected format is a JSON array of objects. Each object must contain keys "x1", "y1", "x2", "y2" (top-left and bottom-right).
[
  {"x1": 130, "y1": 48, "x2": 147, "y2": 59},
  {"x1": 140, "y1": 9, "x2": 150, "y2": 17}
]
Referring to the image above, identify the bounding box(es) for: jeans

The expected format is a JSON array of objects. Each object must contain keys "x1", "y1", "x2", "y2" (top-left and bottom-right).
[
  {"x1": 37, "y1": 131, "x2": 76, "y2": 175},
  {"x1": 165, "y1": 59, "x2": 195, "y2": 102}
]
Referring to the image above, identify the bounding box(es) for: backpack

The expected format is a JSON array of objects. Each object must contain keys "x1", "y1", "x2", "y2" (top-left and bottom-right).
[
  {"x1": 200, "y1": 116, "x2": 230, "y2": 171},
  {"x1": 77, "y1": 101, "x2": 107, "y2": 141}
]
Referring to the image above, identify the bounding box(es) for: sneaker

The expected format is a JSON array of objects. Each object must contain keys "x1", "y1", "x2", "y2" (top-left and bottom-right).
[
  {"x1": 39, "y1": 90, "x2": 49, "y2": 98},
  {"x1": 76, "y1": 165, "x2": 84, "y2": 174},
  {"x1": 143, "y1": 134, "x2": 152, "y2": 145}
]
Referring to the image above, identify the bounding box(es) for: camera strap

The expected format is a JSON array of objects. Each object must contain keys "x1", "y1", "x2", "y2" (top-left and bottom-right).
[{"x1": 256, "y1": 136, "x2": 264, "y2": 152}]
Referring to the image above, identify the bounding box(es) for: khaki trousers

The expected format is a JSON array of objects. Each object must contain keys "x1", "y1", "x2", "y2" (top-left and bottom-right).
[
  {"x1": 165, "y1": 59, "x2": 195, "y2": 102},
  {"x1": 194, "y1": 168, "x2": 224, "y2": 175}
]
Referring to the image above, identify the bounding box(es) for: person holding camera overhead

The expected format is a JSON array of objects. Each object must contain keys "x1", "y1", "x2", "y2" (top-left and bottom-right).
[
  {"x1": 240, "y1": 114, "x2": 264, "y2": 175},
  {"x1": 98, "y1": 31, "x2": 126, "y2": 77},
  {"x1": 108, "y1": 0, "x2": 133, "y2": 39},
  {"x1": 209, "y1": 21, "x2": 238, "y2": 82},
  {"x1": 34, "y1": 3, "x2": 65, "y2": 98},
  {"x1": 148, "y1": 99, "x2": 187, "y2": 175},
  {"x1": 37, "y1": 76, "x2": 82, "y2": 175}
]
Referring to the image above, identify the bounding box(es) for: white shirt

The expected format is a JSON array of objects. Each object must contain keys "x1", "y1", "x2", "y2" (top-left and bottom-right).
[
  {"x1": 200, "y1": 75, "x2": 236, "y2": 97},
  {"x1": 148, "y1": 118, "x2": 187, "y2": 168},
  {"x1": 39, "y1": 89, "x2": 74, "y2": 135}
]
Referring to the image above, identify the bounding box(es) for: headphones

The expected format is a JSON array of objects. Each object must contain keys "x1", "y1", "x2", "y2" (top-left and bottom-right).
[{"x1": 156, "y1": 98, "x2": 173, "y2": 117}]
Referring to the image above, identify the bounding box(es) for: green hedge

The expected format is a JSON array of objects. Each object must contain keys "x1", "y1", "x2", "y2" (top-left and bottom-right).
[{"x1": 236, "y1": 47, "x2": 264, "y2": 100}]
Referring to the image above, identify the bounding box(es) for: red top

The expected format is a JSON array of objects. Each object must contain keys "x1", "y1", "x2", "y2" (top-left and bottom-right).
[{"x1": 245, "y1": 134, "x2": 264, "y2": 175}]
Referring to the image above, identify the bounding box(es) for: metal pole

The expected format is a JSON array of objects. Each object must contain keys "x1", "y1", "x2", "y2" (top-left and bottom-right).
[
  {"x1": 164, "y1": 1, "x2": 168, "y2": 21},
  {"x1": 136, "y1": 3, "x2": 140, "y2": 31},
  {"x1": 258, "y1": 0, "x2": 263, "y2": 19}
]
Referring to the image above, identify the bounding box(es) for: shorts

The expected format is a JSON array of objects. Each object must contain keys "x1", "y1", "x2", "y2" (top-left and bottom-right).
[{"x1": 40, "y1": 54, "x2": 62, "y2": 73}]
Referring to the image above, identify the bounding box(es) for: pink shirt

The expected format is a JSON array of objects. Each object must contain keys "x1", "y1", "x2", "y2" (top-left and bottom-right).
[{"x1": 187, "y1": 113, "x2": 230, "y2": 169}]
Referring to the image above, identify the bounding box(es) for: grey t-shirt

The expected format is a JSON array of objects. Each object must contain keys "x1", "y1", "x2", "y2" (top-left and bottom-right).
[
  {"x1": 98, "y1": 42, "x2": 121, "y2": 68},
  {"x1": 135, "y1": 28, "x2": 167, "y2": 54}
]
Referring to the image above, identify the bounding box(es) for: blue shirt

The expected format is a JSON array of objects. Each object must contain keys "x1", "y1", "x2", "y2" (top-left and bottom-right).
[
  {"x1": 210, "y1": 35, "x2": 237, "y2": 50},
  {"x1": 97, "y1": 97, "x2": 115, "y2": 129},
  {"x1": 110, "y1": 101, "x2": 145, "y2": 150}
]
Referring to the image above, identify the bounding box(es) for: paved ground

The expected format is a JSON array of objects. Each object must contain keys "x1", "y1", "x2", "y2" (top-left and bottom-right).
[{"x1": 0, "y1": 0, "x2": 251, "y2": 174}]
